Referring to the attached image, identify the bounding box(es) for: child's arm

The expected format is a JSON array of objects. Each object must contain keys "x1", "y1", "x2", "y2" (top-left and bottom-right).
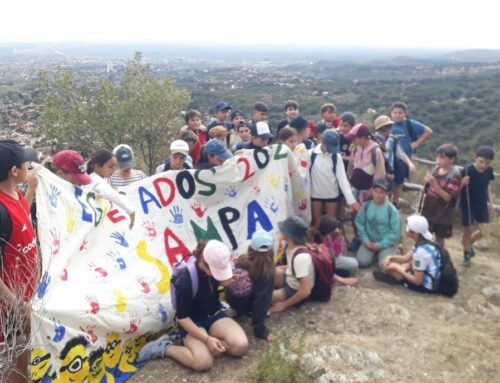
[
  {"x1": 271, "y1": 276, "x2": 311, "y2": 313},
  {"x1": 410, "y1": 125, "x2": 433, "y2": 151},
  {"x1": 385, "y1": 263, "x2": 424, "y2": 286}
]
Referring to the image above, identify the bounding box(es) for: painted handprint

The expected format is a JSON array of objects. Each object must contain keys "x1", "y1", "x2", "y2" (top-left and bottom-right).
[
  {"x1": 107, "y1": 251, "x2": 126, "y2": 270},
  {"x1": 110, "y1": 231, "x2": 129, "y2": 248},
  {"x1": 158, "y1": 304, "x2": 168, "y2": 323},
  {"x1": 36, "y1": 271, "x2": 51, "y2": 299},
  {"x1": 86, "y1": 295, "x2": 100, "y2": 314},
  {"x1": 141, "y1": 220, "x2": 157, "y2": 238},
  {"x1": 265, "y1": 196, "x2": 279, "y2": 214},
  {"x1": 191, "y1": 199, "x2": 207, "y2": 218},
  {"x1": 299, "y1": 159, "x2": 308, "y2": 168},
  {"x1": 87, "y1": 261, "x2": 108, "y2": 277},
  {"x1": 266, "y1": 173, "x2": 280, "y2": 189},
  {"x1": 79, "y1": 236, "x2": 88, "y2": 252},
  {"x1": 250, "y1": 181, "x2": 261, "y2": 195},
  {"x1": 114, "y1": 290, "x2": 127, "y2": 313},
  {"x1": 80, "y1": 325, "x2": 98, "y2": 344},
  {"x1": 48, "y1": 184, "x2": 60, "y2": 208},
  {"x1": 66, "y1": 207, "x2": 76, "y2": 234},
  {"x1": 59, "y1": 268, "x2": 68, "y2": 281},
  {"x1": 283, "y1": 177, "x2": 289, "y2": 193},
  {"x1": 298, "y1": 199, "x2": 308, "y2": 211},
  {"x1": 50, "y1": 229, "x2": 60, "y2": 256},
  {"x1": 47, "y1": 318, "x2": 65, "y2": 343},
  {"x1": 123, "y1": 314, "x2": 141, "y2": 334},
  {"x1": 136, "y1": 276, "x2": 151, "y2": 294},
  {"x1": 225, "y1": 185, "x2": 238, "y2": 198},
  {"x1": 169, "y1": 205, "x2": 184, "y2": 224}
]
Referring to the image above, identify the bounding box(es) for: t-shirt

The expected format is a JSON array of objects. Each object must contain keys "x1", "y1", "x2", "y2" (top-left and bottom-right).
[
  {"x1": 88, "y1": 173, "x2": 134, "y2": 214},
  {"x1": 391, "y1": 118, "x2": 426, "y2": 156},
  {"x1": 174, "y1": 263, "x2": 221, "y2": 320},
  {"x1": 412, "y1": 243, "x2": 441, "y2": 291},
  {"x1": 421, "y1": 166, "x2": 462, "y2": 225},
  {"x1": 109, "y1": 169, "x2": 146, "y2": 191},
  {"x1": 460, "y1": 164, "x2": 494, "y2": 210},
  {"x1": 285, "y1": 246, "x2": 315, "y2": 291},
  {"x1": 339, "y1": 135, "x2": 353, "y2": 169}
]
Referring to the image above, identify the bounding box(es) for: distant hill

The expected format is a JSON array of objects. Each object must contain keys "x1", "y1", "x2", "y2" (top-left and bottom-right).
[{"x1": 445, "y1": 49, "x2": 500, "y2": 62}]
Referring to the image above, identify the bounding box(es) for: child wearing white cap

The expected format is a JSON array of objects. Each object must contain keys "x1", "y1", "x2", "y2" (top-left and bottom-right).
[
  {"x1": 376, "y1": 215, "x2": 442, "y2": 294},
  {"x1": 137, "y1": 240, "x2": 248, "y2": 371}
]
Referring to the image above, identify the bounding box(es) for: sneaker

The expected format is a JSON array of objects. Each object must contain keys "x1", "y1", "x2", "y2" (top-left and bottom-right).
[
  {"x1": 137, "y1": 334, "x2": 174, "y2": 363},
  {"x1": 347, "y1": 237, "x2": 362, "y2": 252},
  {"x1": 469, "y1": 247, "x2": 476, "y2": 258},
  {"x1": 372, "y1": 270, "x2": 400, "y2": 285},
  {"x1": 463, "y1": 252, "x2": 471, "y2": 267}
]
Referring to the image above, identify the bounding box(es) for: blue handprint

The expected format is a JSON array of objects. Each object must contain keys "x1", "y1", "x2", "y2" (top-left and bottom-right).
[
  {"x1": 169, "y1": 205, "x2": 184, "y2": 224},
  {"x1": 107, "y1": 251, "x2": 126, "y2": 270},
  {"x1": 158, "y1": 304, "x2": 168, "y2": 323},
  {"x1": 283, "y1": 177, "x2": 289, "y2": 193},
  {"x1": 265, "y1": 196, "x2": 279, "y2": 214},
  {"x1": 47, "y1": 318, "x2": 66, "y2": 343},
  {"x1": 48, "y1": 184, "x2": 61, "y2": 208},
  {"x1": 110, "y1": 231, "x2": 129, "y2": 247},
  {"x1": 116, "y1": 257, "x2": 126, "y2": 270},
  {"x1": 36, "y1": 271, "x2": 51, "y2": 299},
  {"x1": 225, "y1": 185, "x2": 237, "y2": 198}
]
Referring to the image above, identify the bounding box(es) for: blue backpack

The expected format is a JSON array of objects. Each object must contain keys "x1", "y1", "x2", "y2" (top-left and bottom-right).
[{"x1": 170, "y1": 255, "x2": 199, "y2": 311}]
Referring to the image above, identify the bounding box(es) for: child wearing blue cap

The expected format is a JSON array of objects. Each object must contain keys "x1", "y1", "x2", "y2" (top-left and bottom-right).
[{"x1": 225, "y1": 230, "x2": 275, "y2": 341}]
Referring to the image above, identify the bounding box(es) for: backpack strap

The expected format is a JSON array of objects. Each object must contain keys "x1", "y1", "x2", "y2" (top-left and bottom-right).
[
  {"x1": 405, "y1": 119, "x2": 418, "y2": 142},
  {"x1": 418, "y1": 240, "x2": 442, "y2": 291},
  {"x1": 0, "y1": 202, "x2": 13, "y2": 258},
  {"x1": 291, "y1": 246, "x2": 310, "y2": 277},
  {"x1": 310, "y1": 151, "x2": 338, "y2": 177},
  {"x1": 310, "y1": 152, "x2": 317, "y2": 172},
  {"x1": 186, "y1": 261, "x2": 199, "y2": 299}
]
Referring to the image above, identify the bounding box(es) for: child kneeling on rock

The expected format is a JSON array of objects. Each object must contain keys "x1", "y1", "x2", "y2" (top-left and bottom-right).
[
  {"x1": 225, "y1": 230, "x2": 275, "y2": 341},
  {"x1": 137, "y1": 240, "x2": 248, "y2": 371},
  {"x1": 375, "y1": 215, "x2": 441, "y2": 294}
]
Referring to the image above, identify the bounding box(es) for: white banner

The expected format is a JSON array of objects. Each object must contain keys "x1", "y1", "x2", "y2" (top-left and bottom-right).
[{"x1": 30, "y1": 144, "x2": 309, "y2": 383}]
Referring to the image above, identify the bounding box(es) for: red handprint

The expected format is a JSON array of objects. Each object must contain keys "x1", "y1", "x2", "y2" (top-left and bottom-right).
[
  {"x1": 300, "y1": 160, "x2": 308, "y2": 168},
  {"x1": 298, "y1": 199, "x2": 308, "y2": 211},
  {"x1": 191, "y1": 199, "x2": 207, "y2": 218},
  {"x1": 50, "y1": 229, "x2": 61, "y2": 255},
  {"x1": 80, "y1": 325, "x2": 98, "y2": 343},
  {"x1": 141, "y1": 220, "x2": 157, "y2": 238},
  {"x1": 250, "y1": 181, "x2": 261, "y2": 195},
  {"x1": 87, "y1": 262, "x2": 108, "y2": 277},
  {"x1": 123, "y1": 314, "x2": 141, "y2": 334},
  {"x1": 86, "y1": 296, "x2": 100, "y2": 314},
  {"x1": 60, "y1": 268, "x2": 68, "y2": 281},
  {"x1": 79, "y1": 236, "x2": 88, "y2": 252},
  {"x1": 136, "y1": 276, "x2": 151, "y2": 294}
]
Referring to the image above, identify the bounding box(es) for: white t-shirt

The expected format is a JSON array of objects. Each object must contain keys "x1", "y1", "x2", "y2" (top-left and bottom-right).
[
  {"x1": 285, "y1": 246, "x2": 315, "y2": 291},
  {"x1": 87, "y1": 173, "x2": 134, "y2": 214},
  {"x1": 412, "y1": 244, "x2": 441, "y2": 291},
  {"x1": 309, "y1": 146, "x2": 355, "y2": 204}
]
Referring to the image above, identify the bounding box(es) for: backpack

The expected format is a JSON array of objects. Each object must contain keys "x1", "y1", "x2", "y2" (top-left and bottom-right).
[
  {"x1": 310, "y1": 151, "x2": 338, "y2": 177},
  {"x1": 370, "y1": 135, "x2": 399, "y2": 174},
  {"x1": 420, "y1": 241, "x2": 459, "y2": 297},
  {"x1": 291, "y1": 243, "x2": 335, "y2": 302},
  {"x1": 170, "y1": 255, "x2": 199, "y2": 311},
  {"x1": 0, "y1": 202, "x2": 13, "y2": 258}
]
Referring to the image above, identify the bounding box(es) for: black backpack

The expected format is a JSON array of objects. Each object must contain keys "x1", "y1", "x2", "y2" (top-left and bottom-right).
[
  {"x1": 310, "y1": 151, "x2": 338, "y2": 176},
  {"x1": 420, "y1": 240, "x2": 459, "y2": 297}
]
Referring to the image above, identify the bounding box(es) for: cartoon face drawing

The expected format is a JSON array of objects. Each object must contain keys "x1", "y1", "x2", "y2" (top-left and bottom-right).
[
  {"x1": 56, "y1": 336, "x2": 89, "y2": 383},
  {"x1": 31, "y1": 348, "x2": 54, "y2": 382},
  {"x1": 118, "y1": 339, "x2": 137, "y2": 373},
  {"x1": 88, "y1": 347, "x2": 105, "y2": 383},
  {"x1": 103, "y1": 333, "x2": 123, "y2": 369}
]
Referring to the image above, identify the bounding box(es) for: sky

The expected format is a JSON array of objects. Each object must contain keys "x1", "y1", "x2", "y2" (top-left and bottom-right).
[{"x1": 1, "y1": 0, "x2": 500, "y2": 49}]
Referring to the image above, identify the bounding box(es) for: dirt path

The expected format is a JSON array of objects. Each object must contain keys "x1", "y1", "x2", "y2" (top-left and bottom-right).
[{"x1": 131, "y1": 218, "x2": 500, "y2": 383}]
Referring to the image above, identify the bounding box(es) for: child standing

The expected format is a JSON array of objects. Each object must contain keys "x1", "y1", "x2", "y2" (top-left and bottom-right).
[
  {"x1": 460, "y1": 146, "x2": 495, "y2": 266},
  {"x1": 278, "y1": 127, "x2": 299, "y2": 152},
  {"x1": 137, "y1": 240, "x2": 248, "y2": 371},
  {"x1": 277, "y1": 100, "x2": 300, "y2": 135},
  {"x1": 225, "y1": 231, "x2": 275, "y2": 341},
  {"x1": 339, "y1": 112, "x2": 356, "y2": 170},
  {"x1": 420, "y1": 144, "x2": 462, "y2": 248}
]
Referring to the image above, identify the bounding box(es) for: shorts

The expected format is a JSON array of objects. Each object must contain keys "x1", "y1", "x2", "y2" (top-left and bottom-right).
[
  {"x1": 394, "y1": 159, "x2": 409, "y2": 185},
  {"x1": 460, "y1": 205, "x2": 489, "y2": 227},
  {"x1": 281, "y1": 273, "x2": 298, "y2": 300},
  {"x1": 402, "y1": 269, "x2": 434, "y2": 294},
  {"x1": 177, "y1": 310, "x2": 227, "y2": 338},
  {"x1": 428, "y1": 222, "x2": 453, "y2": 239},
  {"x1": 311, "y1": 196, "x2": 341, "y2": 203}
]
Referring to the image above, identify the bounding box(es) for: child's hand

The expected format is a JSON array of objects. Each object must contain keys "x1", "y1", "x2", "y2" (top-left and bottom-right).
[
  {"x1": 461, "y1": 176, "x2": 470, "y2": 187},
  {"x1": 410, "y1": 141, "x2": 419, "y2": 150},
  {"x1": 424, "y1": 172, "x2": 436, "y2": 185},
  {"x1": 408, "y1": 163, "x2": 416, "y2": 175},
  {"x1": 488, "y1": 203, "x2": 495, "y2": 217},
  {"x1": 381, "y1": 257, "x2": 392, "y2": 268},
  {"x1": 206, "y1": 336, "x2": 226, "y2": 354},
  {"x1": 350, "y1": 202, "x2": 361, "y2": 213},
  {"x1": 270, "y1": 302, "x2": 287, "y2": 314}
]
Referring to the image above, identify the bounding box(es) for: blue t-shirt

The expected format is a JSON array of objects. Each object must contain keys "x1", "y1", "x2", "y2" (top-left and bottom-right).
[
  {"x1": 391, "y1": 118, "x2": 426, "y2": 156},
  {"x1": 413, "y1": 243, "x2": 441, "y2": 291}
]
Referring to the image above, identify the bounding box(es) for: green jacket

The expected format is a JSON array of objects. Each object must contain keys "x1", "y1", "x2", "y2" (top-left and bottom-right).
[{"x1": 355, "y1": 200, "x2": 401, "y2": 249}]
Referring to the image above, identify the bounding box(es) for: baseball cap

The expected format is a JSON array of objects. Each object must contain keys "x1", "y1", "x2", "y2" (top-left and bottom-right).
[
  {"x1": 0, "y1": 140, "x2": 38, "y2": 177},
  {"x1": 170, "y1": 140, "x2": 189, "y2": 156},
  {"x1": 406, "y1": 215, "x2": 434, "y2": 241},
  {"x1": 372, "y1": 178, "x2": 390, "y2": 191},
  {"x1": 214, "y1": 101, "x2": 231, "y2": 112},
  {"x1": 113, "y1": 144, "x2": 134, "y2": 169},
  {"x1": 204, "y1": 139, "x2": 232, "y2": 161},
  {"x1": 230, "y1": 109, "x2": 245, "y2": 121},
  {"x1": 322, "y1": 130, "x2": 340, "y2": 154},
  {"x1": 250, "y1": 230, "x2": 274, "y2": 252},
  {"x1": 53, "y1": 150, "x2": 92, "y2": 185},
  {"x1": 250, "y1": 121, "x2": 273, "y2": 139},
  {"x1": 374, "y1": 115, "x2": 394, "y2": 131},
  {"x1": 345, "y1": 123, "x2": 371, "y2": 140},
  {"x1": 203, "y1": 240, "x2": 233, "y2": 281}
]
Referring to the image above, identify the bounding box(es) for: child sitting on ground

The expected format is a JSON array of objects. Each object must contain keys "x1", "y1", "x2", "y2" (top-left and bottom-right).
[
  {"x1": 460, "y1": 145, "x2": 496, "y2": 266},
  {"x1": 225, "y1": 231, "x2": 275, "y2": 341}
]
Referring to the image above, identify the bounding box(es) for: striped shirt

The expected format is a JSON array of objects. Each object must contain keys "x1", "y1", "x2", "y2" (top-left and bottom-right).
[{"x1": 109, "y1": 169, "x2": 146, "y2": 191}]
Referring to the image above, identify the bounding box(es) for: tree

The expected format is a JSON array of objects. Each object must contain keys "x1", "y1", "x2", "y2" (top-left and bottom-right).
[{"x1": 36, "y1": 52, "x2": 190, "y2": 174}]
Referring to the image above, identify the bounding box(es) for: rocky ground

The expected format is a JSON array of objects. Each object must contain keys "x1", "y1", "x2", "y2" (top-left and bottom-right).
[{"x1": 131, "y1": 208, "x2": 500, "y2": 383}]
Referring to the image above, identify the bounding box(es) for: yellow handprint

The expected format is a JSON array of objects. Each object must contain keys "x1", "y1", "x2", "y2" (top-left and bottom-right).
[
  {"x1": 136, "y1": 240, "x2": 171, "y2": 294},
  {"x1": 66, "y1": 207, "x2": 76, "y2": 233},
  {"x1": 97, "y1": 196, "x2": 110, "y2": 227},
  {"x1": 266, "y1": 173, "x2": 280, "y2": 189},
  {"x1": 114, "y1": 290, "x2": 127, "y2": 313}
]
